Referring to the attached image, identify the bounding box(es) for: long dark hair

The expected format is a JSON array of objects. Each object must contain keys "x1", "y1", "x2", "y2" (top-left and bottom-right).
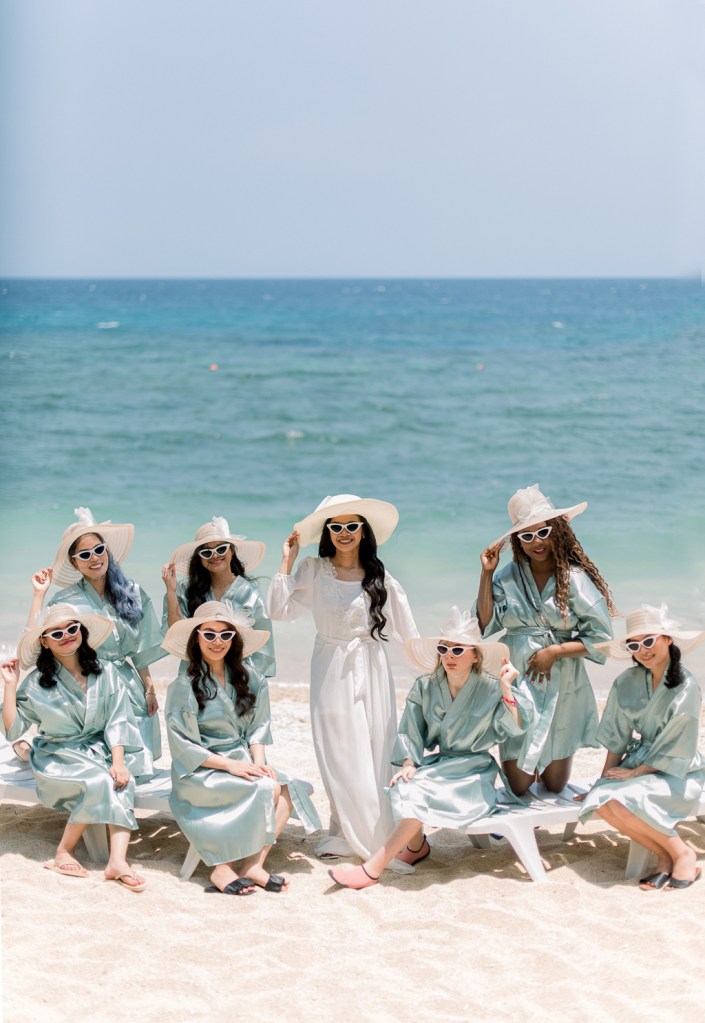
[
  {"x1": 69, "y1": 533, "x2": 144, "y2": 625},
  {"x1": 36, "y1": 624, "x2": 102, "y2": 688},
  {"x1": 511, "y1": 515, "x2": 616, "y2": 620},
  {"x1": 185, "y1": 545, "x2": 248, "y2": 618},
  {"x1": 185, "y1": 628, "x2": 255, "y2": 714},
  {"x1": 318, "y1": 516, "x2": 388, "y2": 641},
  {"x1": 632, "y1": 641, "x2": 684, "y2": 690}
]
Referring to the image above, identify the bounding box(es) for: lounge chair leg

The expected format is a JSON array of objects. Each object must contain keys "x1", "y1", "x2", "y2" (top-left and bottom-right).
[
  {"x1": 624, "y1": 840, "x2": 652, "y2": 880},
  {"x1": 468, "y1": 834, "x2": 492, "y2": 850},
  {"x1": 83, "y1": 824, "x2": 109, "y2": 864},
  {"x1": 500, "y1": 821, "x2": 549, "y2": 883},
  {"x1": 179, "y1": 844, "x2": 201, "y2": 881},
  {"x1": 562, "y1": 822, "x2": 578, "y2": 841}
]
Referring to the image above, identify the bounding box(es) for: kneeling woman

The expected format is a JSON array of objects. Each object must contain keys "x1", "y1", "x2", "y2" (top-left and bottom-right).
[
  {"x1": 578, "y1": 604, "x2": 705, "y2": 891},
  {"x1": 329, "y1": 608, "x2": 531, "y2": 889},
  {"x1": 163, "y1": 602, "x2": 320, "y2": 895},
  {"x1": 1, "y1": 604, "x2": 147, "y2": 891}
]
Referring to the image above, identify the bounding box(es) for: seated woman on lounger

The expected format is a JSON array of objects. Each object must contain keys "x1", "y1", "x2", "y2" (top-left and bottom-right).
[
  {"x1": 1, "y1": 604, "x2": 147, "y2": 891},
  {"x1": 163, "y1": 601, "x2": 320, "y2": 895},
  {"x1": 577, "y1": 604, "x2": 705, "y2": 891},
  {"x1": 328, "y1": 608, "x2": 531, "y2": 890}
]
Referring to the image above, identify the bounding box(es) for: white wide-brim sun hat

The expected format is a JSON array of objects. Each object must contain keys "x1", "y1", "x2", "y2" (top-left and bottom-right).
[
  {"x1": 294, "y1": 494, "x2": 399, "y2": 548},
  {"x1": 492, "y1": 484, "x2": 587, "y2": 551},
  {"x1": 51, "y1": 507, "x2": 135, "y2": 588},
  {"x1": 171, "y1": 517, "x2": 266, "y2": 575},
  {"x1": 406, "y1": 607, "x2": 509, "y2": 679},
  {"x1": 162, "y1": 601, "x2": 271, "y2": 661},
  {"x1": 17, "y1": 602, "x2": 114, "y2": 671},
  {"x1": 595, "y1": 604, "x2": 705, "y2": 660}
]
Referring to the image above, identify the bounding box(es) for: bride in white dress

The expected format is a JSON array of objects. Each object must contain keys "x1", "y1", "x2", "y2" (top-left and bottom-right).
[{"x1": 266, "y1": 495, "x2": 419, "y2": 864}]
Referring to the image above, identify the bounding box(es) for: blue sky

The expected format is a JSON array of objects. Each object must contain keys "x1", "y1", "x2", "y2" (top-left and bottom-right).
[{"x1": 1, "y1": 0, "x2": 703, "y2": 277}]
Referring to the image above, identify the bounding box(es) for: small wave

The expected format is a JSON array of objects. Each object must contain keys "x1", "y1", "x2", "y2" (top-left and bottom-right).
[
  {"x1": 97, "y1": 321, "x2": 120, "y2": 329},
  {"x1": 285, "y1": 429, "x2": 305, "y2": 440}
]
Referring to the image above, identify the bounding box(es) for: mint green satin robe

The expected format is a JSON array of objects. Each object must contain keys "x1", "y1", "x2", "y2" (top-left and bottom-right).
[
  {"x1": 479, "y1": 563, "x2": 612, "y2": 773},
  {"x1": 579, "y1": 666, "x2": 705, "y2": 836},
  {"x1": 165, "y1": 668, "x2": 320, "y2": 867},
  {"x1": 50, "y1": 578, "x2": 165, "y2": 766},
  {"x1": 1, "y1": 663, "x2": 145, "y2": 829},
  {"x1": 388, "y1": 668, "x2": 533, "y2": 828},
  {"x1": 161, "y1": 576, "x2": 276, "y2": 678}
]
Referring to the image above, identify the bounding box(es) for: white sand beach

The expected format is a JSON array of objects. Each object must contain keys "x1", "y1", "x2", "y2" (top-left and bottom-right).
[{"x1": 3, "y1": 678, "x2": 705, "y2": 1023}]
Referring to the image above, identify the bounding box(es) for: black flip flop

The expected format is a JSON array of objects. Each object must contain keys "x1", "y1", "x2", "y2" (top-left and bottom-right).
[
  {"x1": 204, "y1": 877, "x2": 256, "y2": 896},
  {"x1": 664, "y1": 867, "x2": 702, "y2": 890},
  {"x1": 255, "y1": 873, "x2": 288, "y2": 893},
  {"x1": 638, "y1": 871, "x2": 671, "y2": 890}
]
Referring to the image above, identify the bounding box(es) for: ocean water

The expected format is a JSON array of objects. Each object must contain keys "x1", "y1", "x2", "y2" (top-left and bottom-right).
[{"x1": 1, "y1": 278, "x2": 704, "y2": 685}]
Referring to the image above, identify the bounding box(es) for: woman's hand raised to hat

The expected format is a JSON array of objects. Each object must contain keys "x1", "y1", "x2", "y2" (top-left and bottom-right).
[
  {"x1": 279, "y1": 530, "x2": 300, "y2": 575},
  {"x1": 31, "y1": 568, "x2": 53, "y2": 594},
  {"x1": 480, "y1": 544, "x2": 501, "y2": 574},
  {"x1": 161, "y1": 562, "x2": 177, "y2": 594},
  {"x1": 1, "y1": 659, "x2": 20, "y2": 687}
]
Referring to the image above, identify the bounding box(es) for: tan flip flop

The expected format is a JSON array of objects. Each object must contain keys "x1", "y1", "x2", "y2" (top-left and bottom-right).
[
  {"x1": 44, "y1": 860, "x2": 89, "y2": 879},
  {"x1": 106, "y1": 873, "x2": 146, "y2": 893}
]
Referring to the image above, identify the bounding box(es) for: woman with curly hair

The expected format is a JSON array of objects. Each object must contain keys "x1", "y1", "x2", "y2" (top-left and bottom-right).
[
  {"x1": 476, "y1": 485, "x2": 615, "y2": 795},
  {"x1": 577, "y1": 605, "x2": 705, "y2": 891},
  {"x1": 27, "y1": 508, "x2": 166, "y2": 770},
  {"x1": 266, "y1": 495, "x2": 419, "y2": 864},
  {"x1": 161, "y1": 516, "x2": 275, "y2": 678},
  {"x1": 1, "y1": 604, "x2": 147, "y2": 891},
  {"x1": 163, "y1": 602, "x2": 319, "y2": 895}
]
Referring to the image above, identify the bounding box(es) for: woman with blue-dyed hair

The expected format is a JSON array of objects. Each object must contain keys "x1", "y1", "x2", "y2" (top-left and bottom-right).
[{"x1": 24, "y1": 508, "x2": 166, "y2": 772}]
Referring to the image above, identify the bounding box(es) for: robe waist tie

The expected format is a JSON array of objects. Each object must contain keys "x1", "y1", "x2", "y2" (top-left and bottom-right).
[
  {"x1": 316, "y1": 633, "x2": 377, "y2": 700},
  {"x1": 507, "y1": 627, "x2": 573, "y2": 642}
]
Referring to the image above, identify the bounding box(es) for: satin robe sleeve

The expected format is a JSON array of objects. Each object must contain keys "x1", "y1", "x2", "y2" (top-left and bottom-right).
[
  {"x1": 569, "y1": 575, "x2": 611, "y2": 664},
  {"x1": 595, "y1": 680, "x2": 634, "y2": 755},
  {"x1": 244, "y1": 673, "x2": 273, "y2": 747},
  {"x1": 165, "y1": 677, "x2": 211, "y2": 778},
  {"x1": 265, "y1": 557, "x2": 317, "y2": 621},
  {"x1": 1, "y1": 682, "x2": 41, "y2": 741},
  {"x1": 130, "y1": 585, "x2": 168, "y2": 670},
  {"x1": 643, "y1": 681, "x2": 702, "y2": 779},
  {"x1": 490, "y1": 682, "x2": 534, "y2": 742},
  {"x1": 102, "y1": 665, "x2": 145, "y2": 754},
  {"x1": 391, "y1": 678, "x2": 428, "y2": 766}
]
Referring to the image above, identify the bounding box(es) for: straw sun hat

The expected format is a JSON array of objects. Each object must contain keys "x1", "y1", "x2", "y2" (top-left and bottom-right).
[
  {"x1": 17, "y1": 603, "x2": 114, "y2": 671},
  {"x1": 492, "y1": 484, "x2": 588, "y2": 551},
  {"x1": 596, "y1": 604, "x2": 705, "y2": 660},
  {"x1": 294, "y1": 494, "x2": 399, "y2": 549},
  {"x1": 171, "y1": 517, "x2": 266, "y2": 575},
  {"x1": 162, "y1": 601, "x2": 271, "y2": 661},
  {"x1": 406, "y1": 607, "x2": 509, "y2": 679},
  {"x1": 51, "y1": 507, "x2": 134, "y2": 588}
]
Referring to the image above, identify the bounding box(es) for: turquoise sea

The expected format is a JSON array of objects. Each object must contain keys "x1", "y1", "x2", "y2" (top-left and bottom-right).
[{"x1": 1, "y1": 279, "x2": 704, "y2": 684}]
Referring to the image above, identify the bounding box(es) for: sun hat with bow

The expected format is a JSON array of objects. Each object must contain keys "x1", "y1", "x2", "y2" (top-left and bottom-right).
[
  {"x1": 170, "y1": 517, "x2": 266, "y2": 575},
  {"x1": 162, "y1": 601, "x2": 271, "y2": 661},
  {"x1": 17, "y1": 602, "x2": 114, "y2": 671},
  {"x1": 406, "y1": 606, "x2": 509, "y2": 678},
  {"x1": 51, "y1": 507, "x2": 135, "y2": 588},
  {"x1": 294, "y1": 494, "x2": 399, "y2": 548},
  {"x1": 492, "y1": 484, "x2": 588, "y2": 551},
  {"x1": 595, "y1": 604, "x2": 705, "y2": 660}
]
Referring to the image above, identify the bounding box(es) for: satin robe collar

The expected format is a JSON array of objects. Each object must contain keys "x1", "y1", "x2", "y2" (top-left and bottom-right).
[
  {"x1": 53, "y1": 663, "x2": 100, "y2": 732},
  {"x1": 208, "y1": 669, "x2": 248, "y2": 736},
  {"x1": 439, "y1": 671, "x2": 478, "y2": 717}
]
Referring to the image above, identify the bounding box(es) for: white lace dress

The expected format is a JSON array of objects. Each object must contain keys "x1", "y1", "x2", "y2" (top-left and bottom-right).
[{"x1": 266, "y1": 556, "x2": 419, "y2": 859}]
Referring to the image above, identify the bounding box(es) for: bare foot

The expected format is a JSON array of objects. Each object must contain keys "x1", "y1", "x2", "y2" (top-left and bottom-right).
[
  {"x1": 244, "y1": 866, "x2": 289, "y2": 892},
  {"x1": 105, "y1": 860, "x2": 145, "y2": 886},
  {"x1": 668, "y1": 847, "x2": 697, "y2": 884}
]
